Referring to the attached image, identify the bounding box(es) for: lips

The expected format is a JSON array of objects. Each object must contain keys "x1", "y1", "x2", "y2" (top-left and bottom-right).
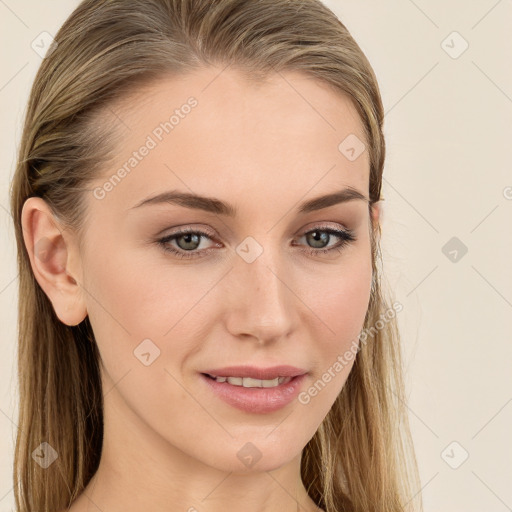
[
  {"x1": 201, "y1": 365, "x2": 307, "y2": 380},
  {"x1": 200, "y1": 372, "x2": 307, "y2": 413}
]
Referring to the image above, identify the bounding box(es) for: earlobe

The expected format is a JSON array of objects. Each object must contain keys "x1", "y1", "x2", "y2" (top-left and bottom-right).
[{"x1": 21, "y1": 197, "x2": 88, "y2": 326}]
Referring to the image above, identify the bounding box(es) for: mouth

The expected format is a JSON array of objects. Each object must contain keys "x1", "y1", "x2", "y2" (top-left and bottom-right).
[
  {"x1": 199, "y1": 366, "x2": 308, "y2": 414},
  {"x1": 202, "y1": 373, "x2": 294, "y2": 388}
]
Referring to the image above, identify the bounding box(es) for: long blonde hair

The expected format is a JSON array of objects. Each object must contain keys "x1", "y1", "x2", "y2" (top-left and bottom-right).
[{"x1": 10, "y1": 1, "x2": 422, "y2": 511}]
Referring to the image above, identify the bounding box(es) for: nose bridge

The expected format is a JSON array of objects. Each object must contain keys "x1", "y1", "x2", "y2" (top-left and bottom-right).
[{"x1": 224, "y1": 237, "x2": 297, "y2": 342}]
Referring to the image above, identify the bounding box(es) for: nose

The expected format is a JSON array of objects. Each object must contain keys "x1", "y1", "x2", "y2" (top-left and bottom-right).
[{"x1": 223, "y1": 244, "x2": 298, "y2": 344}]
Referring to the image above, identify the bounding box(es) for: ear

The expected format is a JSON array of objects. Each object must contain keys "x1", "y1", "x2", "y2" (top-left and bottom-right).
[
  {"x1": 370, "y1": 199, "x2": 383, "y2": 232},
  {"x1": 21, "y1": 197, "x2": 87, "y2": 326}
]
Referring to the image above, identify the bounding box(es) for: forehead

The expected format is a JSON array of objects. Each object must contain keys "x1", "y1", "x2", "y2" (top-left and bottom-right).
[{"x1": 91, "y1": 66, "x2": 370, "y2": 213}]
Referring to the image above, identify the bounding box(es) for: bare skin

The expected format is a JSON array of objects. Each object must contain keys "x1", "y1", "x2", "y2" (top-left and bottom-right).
[{"x1": 23, "y1": 66, "x2": 380, "y2": 512}]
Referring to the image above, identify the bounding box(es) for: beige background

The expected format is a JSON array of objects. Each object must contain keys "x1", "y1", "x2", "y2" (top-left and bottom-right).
[{"x1": 1, "y1": 1, "x2": 511, "y2": 510}]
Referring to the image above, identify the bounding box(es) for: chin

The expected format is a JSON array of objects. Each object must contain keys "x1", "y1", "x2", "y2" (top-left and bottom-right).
[{"x1": 201, "y1": 435, "x2": 304, "y2": 474}]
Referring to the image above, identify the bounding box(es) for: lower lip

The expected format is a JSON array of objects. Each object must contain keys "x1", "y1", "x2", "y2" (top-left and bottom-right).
[{"x1": 200, "y1": 373, "x2": 307, "y2": 414}]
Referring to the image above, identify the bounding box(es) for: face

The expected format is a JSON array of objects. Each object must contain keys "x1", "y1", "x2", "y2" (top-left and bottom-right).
[{"x1": 51, "y1": 67, "x2": 377, "y2": 472}]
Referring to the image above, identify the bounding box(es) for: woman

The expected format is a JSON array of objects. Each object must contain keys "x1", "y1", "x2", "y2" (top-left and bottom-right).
[{"x1": 10, "y1": 1, "x2": 422, "y2": 511}]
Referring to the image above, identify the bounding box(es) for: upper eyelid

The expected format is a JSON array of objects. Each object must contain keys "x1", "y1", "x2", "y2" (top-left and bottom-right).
[
  {"x1": 161, "y1": 220, "x2": 350, "y2": 236},
  {"x1": 160, "y1": 223, "x2": 353, "y2": 245},
  {"x1": 162, "y1": 220, "x2": 350, "y2": 236}
]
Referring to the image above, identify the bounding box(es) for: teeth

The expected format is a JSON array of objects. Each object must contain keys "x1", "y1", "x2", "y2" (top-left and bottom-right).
[{"x1": 210, "y1": 375, "x2": 292, "y2": 387}]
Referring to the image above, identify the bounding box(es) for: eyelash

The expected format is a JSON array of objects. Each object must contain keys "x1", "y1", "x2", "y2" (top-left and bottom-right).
[{"x1": 156, "y1": 225, "x2": 356, "y2": 260}]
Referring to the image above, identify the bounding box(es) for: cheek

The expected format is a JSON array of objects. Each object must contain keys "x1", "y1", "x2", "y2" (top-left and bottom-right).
[
  {"x1": 293, "y1": 255, "x2": 372, "y2": 419},
  {"x1": 297, "y1": 242, "x2": 372, "y2": 390},
  {"x1": 323, "y1": 265, "x2": 372, "y2": 337},
  {"x1": 303, "y1": 248, "x2": 373, "y2": 342},
  {"x1": 83, "y1": 241, "x2": 215, "y2": 342},
  {"x1": 81, "y1": 247, "x2": 212, "y2": 412}
]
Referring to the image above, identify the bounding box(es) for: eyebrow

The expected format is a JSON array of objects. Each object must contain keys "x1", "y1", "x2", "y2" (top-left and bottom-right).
[{"x1": 130, "y1": 186, "x2": 369, "y2": 216}]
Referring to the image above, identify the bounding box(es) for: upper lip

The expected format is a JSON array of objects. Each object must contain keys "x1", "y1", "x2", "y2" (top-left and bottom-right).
[{"x1": 202, "y1": 365, "x2": 307, "y2": 380}]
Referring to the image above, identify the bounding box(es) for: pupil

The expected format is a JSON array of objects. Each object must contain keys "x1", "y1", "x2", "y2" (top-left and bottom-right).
[
  {"x1": 308, "y1": 231, "x2": 329, "y2": 248},
  {"x1": 178, "y1": 233, "x2": 200, "y2": 250}
]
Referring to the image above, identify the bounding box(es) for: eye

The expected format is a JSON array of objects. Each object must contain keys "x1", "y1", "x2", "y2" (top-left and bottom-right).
[
  {"x1": 156, "y1": 224, "x2": 357, "y2": 260},
  {"x1": 295, "y1": 225, "x2": 356, "y2": 257},
  {"x1": 157, "y1": 227, "x2": 219, "y2": 260}
]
